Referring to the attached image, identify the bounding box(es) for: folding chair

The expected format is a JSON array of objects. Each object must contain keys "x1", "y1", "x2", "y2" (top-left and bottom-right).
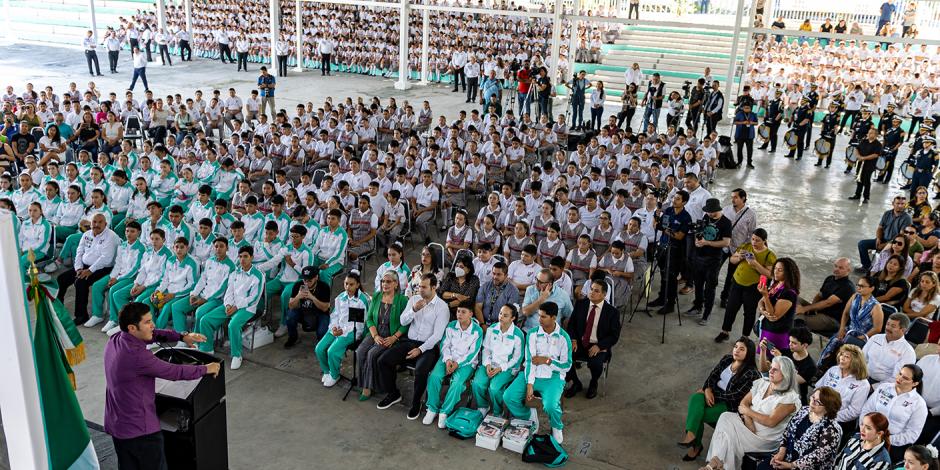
[
  {"x1": 399, "y1": 203, "x2": 413, "y2": 242},
  {"x1": 573, "y1": 353, "x2": 611, "y2": 396},
  {"x1": 451, "y1": 248, "x2": 475, "y2": 271},
  {"x1": 428, "y1": 242, "x2": 445, "y2": 274},
  {"x1": 312, "y1": 169, "x2": 326, "y2": 188},
  {"x1": 243, "y1": 284, "x2": 269, "y2": 353},
  {"x1": 124, "y1": 116, "x2": 145, "y2": 148}
]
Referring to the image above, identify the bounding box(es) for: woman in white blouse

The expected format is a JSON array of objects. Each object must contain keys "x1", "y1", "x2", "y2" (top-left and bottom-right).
[
  {"x1": 701, "y1": 356, "x2": 801, "y2": 470},
  {"x1": 859, "y1": 363, "x2": 928, "y2": 461},
  {"x1": 100, "y1": 111, "x2": 124, "y2": 155},
  {"x1": 816, "y1": 344, "x2": 872, "y2": 434},
  {"x1": 589, "y1": 81, "x2": 606, "y2": 132}
]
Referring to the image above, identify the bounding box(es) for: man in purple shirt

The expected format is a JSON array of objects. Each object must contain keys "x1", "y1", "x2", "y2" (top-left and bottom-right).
[{"x1": 105, "y1": 302, "x2": 220, "y2": 470}]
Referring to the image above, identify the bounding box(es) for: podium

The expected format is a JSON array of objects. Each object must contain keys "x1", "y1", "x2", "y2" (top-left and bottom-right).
[{"x1": 154, "y1": 348, "x2": 228, "y2": 470}]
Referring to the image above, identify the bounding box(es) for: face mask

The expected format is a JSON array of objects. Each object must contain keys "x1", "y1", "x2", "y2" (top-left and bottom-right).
[{"x1": 454, "y1": 267, "x2": 466, "y2": 277}]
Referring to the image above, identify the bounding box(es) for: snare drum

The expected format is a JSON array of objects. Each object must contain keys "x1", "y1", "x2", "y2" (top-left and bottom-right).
[
  {"x1": 813, "y1": 138, "x2": 831, "y2": 156},
  {"x1": 876, "y1": 156, "x2": 887, "y2": 171},
  {"x1": 784, "y1": 130, "x2": 799, "y2": 148},
  {"x1": 757, "y1": 124, "x2": 770, "y2": 141},
  {"x1": 900, "y1": 160, "x2": 916, "y2": 179},
  {"x1": 845, "y1": 145, "x2": 858, "y2": 163}
]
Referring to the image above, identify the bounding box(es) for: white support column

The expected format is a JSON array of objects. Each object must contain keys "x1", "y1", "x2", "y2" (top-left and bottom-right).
[
  {"x1": 420, "y1": 6, "x2": 429, "y2": 85},
  {"x1": 723, "y1": 0, "x2": 746, "y2": 116},
  {"x1": 184, "y1": 0, "x2": 193, "y2": 36},
  {"x1": 4, "y1": 0, "x2": 13, "y2": 41},
  {"x1": 568, "y1": 0, "x2": 580, "y2": 71},
  {"x1": 88, "y1": 0, "x2": 99, "y2": 43},
  {"x1": 270, "y1": 0, "x2": 279, "y2": 65},
  {"x1": 548, "y1": 0, "x2": 563, "y2": 83},
  {"x1": 156, "y1": 0, "x2": 167, "y2": 32},
  {"x1": 735, "y1": 0, "x2": 759, "y2": 97},
  {"x1": 294, "y1": 0, "x2": 303, "y2": 71},
  {"x1": 395, "y1": 0, "x2": 412, "y2": 90}
]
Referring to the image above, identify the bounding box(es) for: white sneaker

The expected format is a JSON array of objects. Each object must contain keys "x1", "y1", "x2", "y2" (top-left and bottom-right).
[
  {"x1": 421, "y1": 411, "x2": 437, "y2": 425},
  {"x1": 477, "y1": 407, "x2": 489, "y2": 417},
  {"x1": 101, "y1": 320, "x2": 117, "y2": 332},
  {"x1": 106, "y1": 325, "x2": 121, "y2": 336},
  {"x1": 323, "y1": 375, "x2": 338, "y2": 387},
  {"x1": 529, "y1": 408, "x2": 540, "y2": 430},
  {"x1": 552, "y1": 427, "x2": 564, "y2": 444},
  {"x1": 83, "y1": 316, "x2": 104, "y2": 328},
  {"x1": 43, "y1": 261, "x2": 60, "y2": 273},
  {"x1": 274, "y1": 324, "x2": 288, "y2": 338},
  {"x1": 437, "y1": 413, "x2": 448, "y2": 429},
  {"x1": 321, "y1": 374, "x2": 328, "y2": 384},
  {"x1": 230, "y1": 356, "x2": 243, "y2": 370}
]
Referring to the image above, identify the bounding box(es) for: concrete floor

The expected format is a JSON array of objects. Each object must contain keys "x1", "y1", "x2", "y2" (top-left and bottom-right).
[{"x1": 0, "y1": 42, "x2": 904, "y2": 470}]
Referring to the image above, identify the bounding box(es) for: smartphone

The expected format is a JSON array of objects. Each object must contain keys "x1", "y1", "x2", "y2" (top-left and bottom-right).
[
  {"x1": 763, "y1": 339, "x2": 777, "y2": 352},
  {"x1": 758, "y1": 275, "x2": 768, "y2": 290}
]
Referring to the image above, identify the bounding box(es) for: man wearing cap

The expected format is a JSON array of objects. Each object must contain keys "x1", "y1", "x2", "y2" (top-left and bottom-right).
[
  {"x1": 876, "y1": 115, "x2": 906, "y2": 184},
  {"x1": 815, "y1": 102, "x2": 841, "y2": 168},
  {"x1": 785, "y1": 97, "x2": 812, "y2": 161},
  {"x1": 879, "y1": 102, "x2": 898, "y2": 134},
  {"x1": 686, "y1": 198, "x2": 732, "y2": 325},
  {"x1": 910, "y1": 136, "x2": 938, "y2": 200},
  {"x1": 758, "y1": 89, "x2": 784, "y2": 153},
  {"x1": 282, "y1": 265, "x2": 331, "y2": 348},
  {"x1": 849, "y1": 127, "x2": 885, "y2": 203}
]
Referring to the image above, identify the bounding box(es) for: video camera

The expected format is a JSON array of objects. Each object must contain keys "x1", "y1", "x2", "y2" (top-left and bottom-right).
[
  {"x1": 647, "y1": 183, "x2": 669, "y2": 201},
  {"x1": 682, "y1": 80, "x2": 693, "y2": 100},
  {"x1": 690, "y1": 219, "x2": 708, "y2": 240}
]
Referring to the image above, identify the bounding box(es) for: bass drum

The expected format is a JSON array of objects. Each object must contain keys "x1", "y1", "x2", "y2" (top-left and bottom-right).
[
  {"x1": 813, "y1": 138, "x2": 831, "y2": 156},
  {"x1": 900, "y1": 160, "x2": 916, "y2": 179},
  {"x1": 845, "y1": 144, "x2": 858, "y2": 163},
  {"x1": 784, "y1": 130, "x2": 799, "y2": 148},
  {"x1": 757, "y1": 123, "x2": 770, "y2": 141},
  {"x1": 875, "y1": 156, "x2": 887, "y2": 171}
]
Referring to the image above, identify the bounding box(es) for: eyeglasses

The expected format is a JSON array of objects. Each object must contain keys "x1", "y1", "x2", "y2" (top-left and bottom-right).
[
  {"x1": 905, "y1": 230, "x2": 917, "y2": 235},
  {"x1": 811, "y1": 397, "x2": 823, "y2": 406},
  {"x1": 857, "y1": 283, "x2": 872, "y2": 289},
  {"x1": 380, "y1": 279, "x2": 395, "y2": 284},
  {"x1": 893, "y1": 240, "x2": 905, "y2": 245}
]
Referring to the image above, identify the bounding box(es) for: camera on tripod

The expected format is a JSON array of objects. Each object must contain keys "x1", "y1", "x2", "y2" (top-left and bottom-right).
[
  {"x1": 647, "y1": 183, "x2": 668, "y2": 201},
  {"x1": 682, "y1": 80, "x2": 692, "y2": 100},
  {"x1": 690, "y1": 219, "x2": 708, "y2": 240}
]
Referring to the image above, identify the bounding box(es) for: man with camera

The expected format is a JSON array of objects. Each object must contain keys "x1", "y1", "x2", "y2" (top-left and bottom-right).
[
  {"x1": 566, "y1": 70, "x2": 591, "y2": 130},
  {"x1": 685, "y1": 79, "x2": 706, "y2": 137},
  {"x1": 686, "y1": 198, "x2": 732, "y2": 325},
  {"x1": 648, "y1": 190, "x2": 692, "y2": 315},
  {"x1": 641, "y1": 73, "x2": 665, "y2": 131}
]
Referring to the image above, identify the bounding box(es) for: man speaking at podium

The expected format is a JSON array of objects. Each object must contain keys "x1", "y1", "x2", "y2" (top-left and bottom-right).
[{"x1": 104, "y1": 302, "x2": 220, "y2": 470}]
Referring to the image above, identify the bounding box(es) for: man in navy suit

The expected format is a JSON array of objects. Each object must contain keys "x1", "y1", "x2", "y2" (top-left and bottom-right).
[{"x1": 564, "y1": 280, "x2": 621, "y2": 399}]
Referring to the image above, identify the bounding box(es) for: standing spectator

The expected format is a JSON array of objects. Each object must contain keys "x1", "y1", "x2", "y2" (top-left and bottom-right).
[
  {"x1": 733, "y1": 103, "x2": 758, "y2": 168},
  {"x1": 450, "y1": 45, "x2": 467, "y2": 93},
  {"x1": 704, "y1": 80, "x2": 725, "y2": 135},
  {"x1": 848, "y1": 128, "x2": 882, "y2": 204},
  {"x1": 257, "y1": 67, "x2": 276, "y2": 119},
  {"x1": 234, "y1": 33, "x2": 249, "y2": 72},
  {"x1": 565, "y1": 71, "x2": 590, "y2": 130},
  {"x1": 902, "y1": 2, "x2": 917, "y2": 36},
  {"x1": 756, "y1": 258, "x2": 800, "y2": 354},
  {"x1": 275, "y1": 34, "x2": 290, "y2": 77},
  {"x1": 856, "y1": 195, "x2": 911, "y2": 274},
  {"x1": 155, "y1": 28, "x2": 172, "y2": 66},
  {"x1": 641, "y1": 73, "x2": 665, "y2": 131},
  {"x1": 216, "y1": 28, "x2": 233, "y2": 64},
  {"x1": 589, "y1": 81, "x2": 606, "y2": 132},
  {"x1": 628, "y1": 0, "x2": 639, "y2": 19},
  {"x1": 128, "y1": 47, "x2": 149, "y2": 92},
  {"x1": 464, "y1": 56, "x2": 480, "y2": 104},
  {"x1": 771, "y1": 16, "x2": 786, "y2": 43},
  {"x1": 176, "y1": 27, "x2": 192, "y2": 61},
  {"x1": 797, "y1": 19, "x2": 812, "y2": 45},
  {"x1": 317, "y1": 33, "x2": 334, "y2": 76},
  {"x1": 105, "y1": 30, "x2": 122, "y2": 74},
  {"x1": 818, "y1": 18, "x2": 833, "y2": 46},
  {"x1": 878, "y1": 0, "x2": 897, "y2": 37},
  {"x1": 83, "y1": 30, "x2": 103, "y2": 77},
  {"x1": 716, "y1": 228, "x2": 776, "y2": 343}
]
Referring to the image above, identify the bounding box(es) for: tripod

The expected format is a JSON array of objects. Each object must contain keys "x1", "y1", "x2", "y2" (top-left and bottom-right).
[
  {"x1": 629, "y1": 218, "x2": 683, "y2": 344},
  {"x1": 341, "y1": 306, "x2": 366, "y2": 401}
]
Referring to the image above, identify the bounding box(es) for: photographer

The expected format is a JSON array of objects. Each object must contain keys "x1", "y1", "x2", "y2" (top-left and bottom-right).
[
  {"x1": 641, "y1": 73, "x2": 665, "y2": 132},
  {"x1": 703, "y1": 80, "x2": 725, "y2": 135},
  {"x1": 685, "y1": 79, "x2": 706, "y2": 136},
  {"x1": 565, "y1": 71, "x2": 592, "y2": 130},
  {"x1": 648, "y1": 190, "x2": 692, "y2": 315},
  {"x1": 516, "y1": 65, "x2": 533, "y2": 117},
  {"x1": 535, "y1": 67, "x2": 554, "y2": 120},
  {"x1": 687, "y1": 198, "x2": 732, "y2": 325}
]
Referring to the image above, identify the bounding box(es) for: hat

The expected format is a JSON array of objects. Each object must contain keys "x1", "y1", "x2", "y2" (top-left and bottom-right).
[
  {"x1": 702, "y1": 198, "x2": 722, "y2": 213},
  {"x1": 301, "y1": 265, "x2": 320, "y2": 280},
  {"x1": 892, "y1": 115, "x2": 902, "y2": 122},
  {"x1": 926, "y1": 117, "x2": 936, "y2": 123},
  {"x1": 925, "y1": 137, "x2": 936, "y2": 144},
  {"x1": 774, "y1": 89, "x2": 783, "y2": 95},
  {"x1": 887, "y1": 102, "x2": 897, "y2": 108}
]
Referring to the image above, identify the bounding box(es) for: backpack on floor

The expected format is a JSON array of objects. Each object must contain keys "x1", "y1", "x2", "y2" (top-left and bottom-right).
[
  {"x1": 521, "y1": 434, "x2": 568, "y2": 467},
  {"x1": 445, "y1": 408, "x2": 483, "y2": 439}
]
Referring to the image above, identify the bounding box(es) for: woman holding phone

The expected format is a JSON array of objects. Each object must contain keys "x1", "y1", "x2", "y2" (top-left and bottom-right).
[
  {"x1": 755, "y1": 257, "x2": 800, "y2": 353},
  {"x1": 716, "y1": 229, "x2": 777, "y2": 344}
]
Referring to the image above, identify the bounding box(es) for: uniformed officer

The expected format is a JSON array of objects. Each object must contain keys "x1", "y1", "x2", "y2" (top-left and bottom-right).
[
  {"x1": 785, "y1": 97, "x2": 812, "y2": 160},
  {"x1": 758, "y1": 89, "x2": 784, "y2": 153},
  {"x1": 845, "y1": 107, "x2": 875, "y2": 175},
  {"x1": 876, "y1": 115, "x2": 906, "y2": 184},
  {"x1": 910, "y1": 137, "x2": 938, "y2": 200},
  {"x1": 82, "y1": 30, "x2": 103, "y2": 77},
  {"x1": 815, "y1": 102, "x2": 841, "y2": 168},
  {"x1": 803, "y1": 83, "x2": 820, "y2": 149}
]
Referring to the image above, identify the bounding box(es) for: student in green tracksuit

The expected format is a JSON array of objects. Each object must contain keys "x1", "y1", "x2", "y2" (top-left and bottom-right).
[
  {"x1": 423, "y1": 300, "x2": 485, "y2": 428},
  {"x1": 260, "y1": 224, "x2": 313, "y2": 337},
  {"x1": 503, "y1": 301, "x2": 572, "y2": 444},
  {"x1": 195, "y1": 245, "x2": 265, "y2": 370},
  {"x1": 169, "y1": 237, "x2": 236, "y2": 336},
  {"x1": 88, "y1": 220, "x2": 146, "y2": 332},
  {"x1": 150, "y1": 237, "x2": 200, "y2": 332},
  {"x1": 110, "y1": 228, "x2": 172, "y2": 319},
  {"x1": 471, "y1": 303, "x2": 526, "y2": 417},
  {"x1": 315, "y1": 270, "x2": 369, "y2": 387},
  {"x1": 310, "y1": 208, "x2": 348, "y2": 286},
  {"x1": 226, "y1": 221, "x2": 252, "y2": 261},
  {"x1": 18, "y1": 202, "x2": 53, "y2": 270}
]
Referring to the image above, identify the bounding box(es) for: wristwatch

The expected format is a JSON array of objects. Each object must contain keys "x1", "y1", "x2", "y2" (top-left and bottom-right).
[{"x1": 180, "y1": 331, "x2": 190, "y2": 340}]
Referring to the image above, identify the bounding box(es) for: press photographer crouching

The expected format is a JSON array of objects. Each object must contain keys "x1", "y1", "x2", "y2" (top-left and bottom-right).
[
  {"x1": 649, "y1": 190, "x2": 692, "y2": 315},
  {"x1": 686, "y1": 198, "x2": 732, "y2": 326}
]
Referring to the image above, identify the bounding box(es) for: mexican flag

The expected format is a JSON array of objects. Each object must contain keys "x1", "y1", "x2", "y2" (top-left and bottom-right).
[{"x1": 27, "y1": 282, "x2": 100, "y2": 469}]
